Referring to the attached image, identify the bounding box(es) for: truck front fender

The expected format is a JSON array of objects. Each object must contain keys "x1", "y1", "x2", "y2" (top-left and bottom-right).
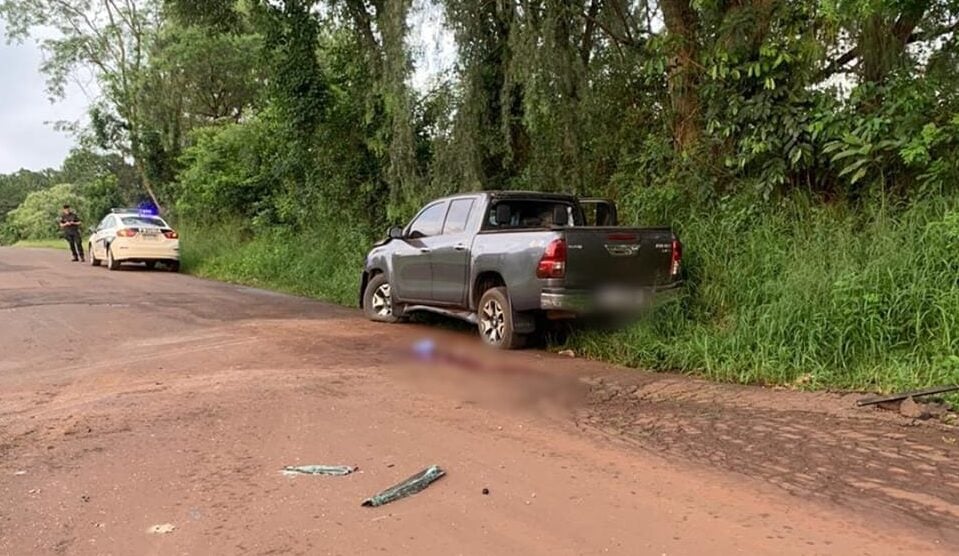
[{"x1": 358, "y1": 271, "x2": 369, "y2": 308}]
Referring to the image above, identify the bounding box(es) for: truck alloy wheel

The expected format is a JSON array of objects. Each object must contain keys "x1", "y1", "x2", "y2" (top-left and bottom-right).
[
  {"x1": 363, "y1": 274, "x2": 403, "y2": 323},
  {"x1": 372, "y1": 283, "x2": 393, "y2": 318},
  {"x1": 480, "y1": 299, "x2": 505, "y2": 343},
  {"x1": 477, "y1": 287, "x2": 524, "y2": 349}
]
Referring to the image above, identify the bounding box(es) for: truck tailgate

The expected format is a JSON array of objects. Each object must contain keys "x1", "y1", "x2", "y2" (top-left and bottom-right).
[{"x1": 562, "y1": 227, "x2": 676, "y2": 289}]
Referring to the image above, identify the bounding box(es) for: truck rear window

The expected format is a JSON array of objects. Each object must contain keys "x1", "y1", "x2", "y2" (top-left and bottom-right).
[{"x1": 484, "y1": 200, "x2": 583, "y2": 229}]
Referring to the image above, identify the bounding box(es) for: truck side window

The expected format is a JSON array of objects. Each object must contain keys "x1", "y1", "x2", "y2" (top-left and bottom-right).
[
  {"x1": 407, "y1": 202, "x2": 447, "y2": 238},
  {"x1": 443, "y1": 199, "x2": 474, "y2": 234}
]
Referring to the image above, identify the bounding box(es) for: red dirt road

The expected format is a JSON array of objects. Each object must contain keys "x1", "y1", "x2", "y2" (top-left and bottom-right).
[{"x1": 2, "y1": 247, "x2": 958, "y2": 555}]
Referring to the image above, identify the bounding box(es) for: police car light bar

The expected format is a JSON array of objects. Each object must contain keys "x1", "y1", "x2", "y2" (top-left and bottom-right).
[{"x1": 110, "y1": 206, "x2": 159, "y2": 216}]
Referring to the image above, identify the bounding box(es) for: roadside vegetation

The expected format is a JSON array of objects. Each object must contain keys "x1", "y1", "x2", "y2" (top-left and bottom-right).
[
  {"x1": 13, "y1": 239, "x2": 69, "y2": 250},
  {"x1": 2, "y1": 0, "x2": 959, "y2": 392}
]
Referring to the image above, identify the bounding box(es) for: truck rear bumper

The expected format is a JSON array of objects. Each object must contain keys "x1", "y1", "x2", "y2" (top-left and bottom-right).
[{"x1": 540, "y1": 283, "x2": 682, "y2": 314}]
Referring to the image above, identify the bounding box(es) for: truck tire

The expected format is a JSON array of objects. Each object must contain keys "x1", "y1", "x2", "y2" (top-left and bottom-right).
[
  {"x1": 477, "y1": 287, "x2": 525, "y2": 349},
  {"x1": 363, "y1": 273, "x2": 402, "y2": 323}
]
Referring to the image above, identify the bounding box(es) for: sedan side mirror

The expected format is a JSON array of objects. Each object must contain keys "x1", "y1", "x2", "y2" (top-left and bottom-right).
[{"x1": 388, "y1": 226, "x2": 404, "y2": 240}]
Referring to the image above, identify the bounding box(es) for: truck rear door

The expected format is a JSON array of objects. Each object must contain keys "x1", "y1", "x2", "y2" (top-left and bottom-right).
[{"x1": 429, "y1": 198, "x2": 477, "y2": 305}]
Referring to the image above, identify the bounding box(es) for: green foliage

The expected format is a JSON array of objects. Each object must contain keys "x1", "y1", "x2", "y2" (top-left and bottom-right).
[
  {"x1": 3, "y1": 184, "x2": 85, "y2": 242},
  {"x1": 59, "y1": 148, "x2": 137, "y2": 193},
  {"x1": 165, "y1": 0, "x2": 242, "y2": 31},
  {"x1": 0, "y1": 0, "x2": 166, "y2": 209},
  {"x1": 257, "y1": 0, "x2": 327, "y2": 139},
  {"x1": 175, "y1": 114, "x2": 284, "y2": 225},
  {"x1": 566, "y1": 189, "x2": 959, "y2": 391},
  {"x1": 179, "y1": 220, "x2": 367, "y2": 306},
  {"x1": 0, "y1": 169, "x2": 56, "y2": 222},
  {"x1": 13, "y1": 238, "x2": 70, "y2": 250},
  {"x1": 0, "y1": 148, "x2": 128, "y2": 244},
  {"x1": 80, "y1": 176, "x2": 125, "y2": 226}
]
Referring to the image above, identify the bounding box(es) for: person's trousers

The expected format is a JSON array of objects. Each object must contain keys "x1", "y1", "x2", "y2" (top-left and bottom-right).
[{"x1": 65, "y1": 235, "x2": 84, "y2": 260}]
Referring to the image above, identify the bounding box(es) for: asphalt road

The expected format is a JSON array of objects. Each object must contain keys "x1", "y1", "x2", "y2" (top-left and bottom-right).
[{"x1": 1, "y1": 247, "x2": 957, "y2": 555}]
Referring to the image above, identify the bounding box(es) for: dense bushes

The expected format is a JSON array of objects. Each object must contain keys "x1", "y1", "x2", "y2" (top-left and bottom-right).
[
  {"x1": 179, "y1": 220, "x2": 367, "y2": 306},
  {"x1": 1, "y1": 177, "x2": 124, "y2": 244},
  {"x1": 2, "y1": 184, "x2": 83, "y2": 242}
]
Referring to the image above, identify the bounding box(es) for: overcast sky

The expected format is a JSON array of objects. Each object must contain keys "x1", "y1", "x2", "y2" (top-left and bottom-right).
[{"x1": 0, "y1": 28, "x2": 93, "y2": 174}]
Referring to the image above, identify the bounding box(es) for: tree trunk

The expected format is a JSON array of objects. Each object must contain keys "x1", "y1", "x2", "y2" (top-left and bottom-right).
[
  {"x1": 861, "y1": 0, "x2": 929, "y2": 84},
  {"x1": 133, "y1": 157, "x2": 162, "y2": 214},
  {"x1": 660, "y1": 0, "x2": 701, "y2": 152}
]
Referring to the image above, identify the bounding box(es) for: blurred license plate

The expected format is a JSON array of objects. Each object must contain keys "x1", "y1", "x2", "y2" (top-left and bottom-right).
[
  {"x1": 141, "y1": 230, "x2": 159, "y2": 239},
  {"x1": 597, "y1": 287, "x2": 645, "y2": 308}
]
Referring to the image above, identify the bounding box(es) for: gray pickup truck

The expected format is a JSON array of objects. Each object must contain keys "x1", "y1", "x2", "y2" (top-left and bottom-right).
[{"x1": 359, "y1": 191, "x2": 682, "y2": 348}]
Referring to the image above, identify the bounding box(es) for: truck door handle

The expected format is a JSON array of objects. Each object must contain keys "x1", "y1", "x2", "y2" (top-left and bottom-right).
[
  {"x1": 419, "y1": 248, "x2": 431, "y2": 253},
  {"x1": 454, "y1": 243, "x2": 466, "y2": 251}
]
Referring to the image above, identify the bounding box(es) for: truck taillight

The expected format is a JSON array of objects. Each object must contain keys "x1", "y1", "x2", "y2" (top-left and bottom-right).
[
  {"x1": 671, "y1": 239, "x2": 682, "y2": 276},
  {"x1": 116, "y1": 228, "x2": 137, "y2": 237},
  {"x1": 163, "y1": 230, "x2": 179, "y2": 239},
  {"x1": 537, "y1": 238, "x2": 567, "y2": 279}
]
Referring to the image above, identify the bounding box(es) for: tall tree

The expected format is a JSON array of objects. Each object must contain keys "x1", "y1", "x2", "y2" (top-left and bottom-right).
[{"x1": 0, "y1": 0, "x2": 164, "y2": 210}]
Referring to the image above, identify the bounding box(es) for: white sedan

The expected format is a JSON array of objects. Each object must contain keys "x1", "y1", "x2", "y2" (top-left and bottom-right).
[{"x1": 87, "y1": 210, "x2": 180, "y2": 271}]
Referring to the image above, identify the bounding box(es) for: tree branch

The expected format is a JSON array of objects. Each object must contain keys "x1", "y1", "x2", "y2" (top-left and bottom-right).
[
  {"x1": 579, "y1": 0, "x2": 600, "y2": 66},
  {"x1": 817, "y1": 17, "x2": 959, "y2": 81},
  {"x1": 583, "y1": 9, "x2": 638, "y2": 48}
]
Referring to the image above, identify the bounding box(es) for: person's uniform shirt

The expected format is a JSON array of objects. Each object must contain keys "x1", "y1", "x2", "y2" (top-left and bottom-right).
[{"x1": 59, "y1": 212, "x2": 81, "y2": 236}]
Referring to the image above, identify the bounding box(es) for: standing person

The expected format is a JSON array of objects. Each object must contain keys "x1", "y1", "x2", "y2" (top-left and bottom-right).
[{"x1": 58, "y1": 204, "x2": 85, "y2": 262}]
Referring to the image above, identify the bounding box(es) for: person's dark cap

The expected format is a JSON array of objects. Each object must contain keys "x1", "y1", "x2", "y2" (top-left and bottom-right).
[{"x1": 62, "y1": 204, "x2": 71, "y2": 209}]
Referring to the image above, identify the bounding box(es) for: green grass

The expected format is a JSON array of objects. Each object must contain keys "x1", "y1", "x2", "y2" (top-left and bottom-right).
[
  {"x1": 12, "y1": 238, "x2": 69, "y2": 250},
  {"x1": 178, "y1": 191, "x2": 959, "y2": 393},
  {"x1": 179, "y1": 222, "x2": 367, "y2": 306}
]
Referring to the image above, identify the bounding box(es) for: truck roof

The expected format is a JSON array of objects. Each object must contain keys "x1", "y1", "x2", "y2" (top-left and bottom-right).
[{"x1": 437, "y1": 190, "x2": 578, "y2": 202}]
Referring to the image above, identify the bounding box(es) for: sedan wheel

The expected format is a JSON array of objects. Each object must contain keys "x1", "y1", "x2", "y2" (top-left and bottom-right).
[
  {"x1": 107, "y1": 248, "x2": 120, "y2": 271},
  {"x1": 89, "y1": 244, "x2": 101, "y2": 267}
]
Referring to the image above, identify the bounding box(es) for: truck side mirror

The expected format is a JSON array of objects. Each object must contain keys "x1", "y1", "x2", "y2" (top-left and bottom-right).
[
  {"x1": 388, "y1": 226, "x2": 404, "y2": 240},
  {"x1": 552, "y1": 205, "x2": 569, "y2": 226}
]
